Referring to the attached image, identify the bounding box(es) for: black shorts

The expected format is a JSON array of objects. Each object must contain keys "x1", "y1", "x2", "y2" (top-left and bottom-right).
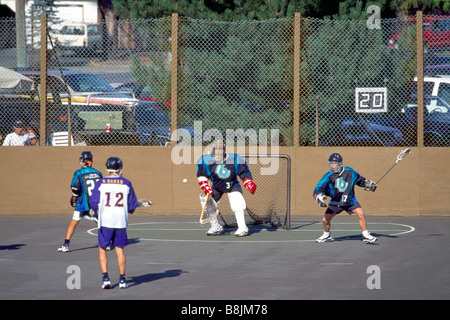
[
  {"x1": 212, "y1": 184, "x2": 242, "y2": 202},
  {"x1": 325, "y1": 202, "x2": 362, "y2": 215}
]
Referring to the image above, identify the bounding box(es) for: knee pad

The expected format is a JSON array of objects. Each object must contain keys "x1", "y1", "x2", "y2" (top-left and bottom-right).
[{"x1": 227, "y1": 191, "x2": 246, "y2": 213}]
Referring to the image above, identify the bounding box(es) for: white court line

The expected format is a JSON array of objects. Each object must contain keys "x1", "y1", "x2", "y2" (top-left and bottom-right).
[{"x1": 87, "y1": 222, "x2": 415, "y2": 243}]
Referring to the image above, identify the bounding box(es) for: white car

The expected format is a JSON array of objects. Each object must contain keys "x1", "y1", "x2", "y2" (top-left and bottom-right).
[
  {"x1": 55, "y1": 23, "x2": 102, "y2": 54},
  {"x1": 413, "y1": 75, "x2": 450, "y2": 105}
]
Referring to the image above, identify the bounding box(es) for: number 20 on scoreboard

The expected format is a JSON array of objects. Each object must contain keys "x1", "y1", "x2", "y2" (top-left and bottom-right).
[{"x1": 355, "y1": 88, "x2": 387, "y2": 113}]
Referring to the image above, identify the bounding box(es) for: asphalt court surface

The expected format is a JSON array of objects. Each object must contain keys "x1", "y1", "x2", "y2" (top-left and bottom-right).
[{"x1": 1, "y1": 213, "x2": 450, "y2": 301}]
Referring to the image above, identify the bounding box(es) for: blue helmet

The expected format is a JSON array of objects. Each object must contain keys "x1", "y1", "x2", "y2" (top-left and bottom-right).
[
  {"x1": 106, "y1": 157, "x2": 123, "y2": 174},
  {"x1": 79, "y1": 151, "x2": 93, "y2": 165},
  {"x1": 328, "y1": 153, "x2": 343, "y2": 173}
]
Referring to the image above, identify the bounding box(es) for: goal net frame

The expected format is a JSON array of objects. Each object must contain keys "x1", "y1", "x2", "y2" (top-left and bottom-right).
[{"x1": 217, "y1": 154, "x2": 291, "y2": 230}]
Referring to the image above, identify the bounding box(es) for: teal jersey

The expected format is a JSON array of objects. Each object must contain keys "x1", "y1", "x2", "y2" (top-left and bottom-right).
[
  {"x1": 196, "y1": 154, "x2": 252, "y2": 193},
  {"x1": 313, "y1": 167, "x2": 366, "y2": 207},
  {"x1": 70, "y1": 166, "x2": 103, "y2": 212}
]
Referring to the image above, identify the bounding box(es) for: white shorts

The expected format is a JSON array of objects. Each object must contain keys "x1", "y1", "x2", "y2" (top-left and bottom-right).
[{"x1": 72, "y1": 210, "x2": 97, "y2": 222}]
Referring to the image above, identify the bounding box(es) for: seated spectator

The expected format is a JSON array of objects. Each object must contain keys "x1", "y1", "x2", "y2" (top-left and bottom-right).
[{"x1": 2, "y1": 120, "x2": 31, "y2": 146}]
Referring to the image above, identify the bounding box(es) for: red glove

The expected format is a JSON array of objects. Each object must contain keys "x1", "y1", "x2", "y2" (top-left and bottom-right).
[
  {"x1": 243, "y1": 178, "x2": 257, "y2": 194},
  {"x1": 199, "y1": 179, "x2": 213, "y2": 195}
]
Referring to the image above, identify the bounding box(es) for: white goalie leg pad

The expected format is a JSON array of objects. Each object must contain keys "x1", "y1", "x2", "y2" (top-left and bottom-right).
[
  {"x1": 228, "y1": 192, "x2": 248, "y2": 233},
  {"x1": 207, "y1": 217, "x2": 223, "y2": 235},
  {"x1": 227, "y1": 191, "x2": 246, "y2": 212}
]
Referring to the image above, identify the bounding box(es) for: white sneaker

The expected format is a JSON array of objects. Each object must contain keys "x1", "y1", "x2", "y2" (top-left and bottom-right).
[
  {"x1": 206, "y1": 225, "x2": 224, "y2": 235},
  {"x1": 316, "y1": 233, "x2": 333, "y2": 243},
  {"x1": 234, "y1": 227, "x2": 249, "y2": 237},
  {"x1": 102, "y1": 278, "x2": 111, "y2": 289},
  {"x1": 363, "y1": 232, "x2": 377, "y2": 244},
  {"x1": 119, "y1": 278, "x2": 128, "y2": 289},
  {"x1": 57, "y1": 243, "x2": 70, "y2": 252}
]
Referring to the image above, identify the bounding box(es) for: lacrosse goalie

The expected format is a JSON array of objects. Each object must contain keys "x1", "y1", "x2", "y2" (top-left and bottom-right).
[
  {"x1": 196, "y1": 140, "x2": 257, "y2": 237},
  {"x1": 313, "y1": 153, "x2": 378, "y2": 244}
]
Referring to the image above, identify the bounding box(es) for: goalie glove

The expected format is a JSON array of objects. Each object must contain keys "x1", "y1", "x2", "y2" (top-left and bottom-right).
[
  {"x1": 314, "y1": 193, "x2": 328, "y2": 207},
  {"x1": 243, "y1": 178, "x2": 257, "y2": 194},
  {"x1": 198, "y1": 177, "x2": 213, "y2": 195},
  {"x1": 364, "y1": 179, "x2": 377, "y2": 192}
]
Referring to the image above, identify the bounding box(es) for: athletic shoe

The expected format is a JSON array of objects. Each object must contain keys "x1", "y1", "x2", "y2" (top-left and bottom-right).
[
  {"x1": 363, "y1": 232, "x2": 378, "y2": 244},
  {"x1": 316, "y1": 233, "x2": 334, "y2": 243},
  {"x1": 102, "y1": 277, "x2": 111, "y2": 289},
  {"x1": 57, "y1": 243, "x2": 70, "y2": 253},
  {"x1": 119, "y1": 278, "x2": 128, "y2": 289},
  {"x1": 206, "y1": 225, "x2": 224, "y2": 235},
  {"x1": 234, "y1": 228, "x2": 249, "y2": 237}
]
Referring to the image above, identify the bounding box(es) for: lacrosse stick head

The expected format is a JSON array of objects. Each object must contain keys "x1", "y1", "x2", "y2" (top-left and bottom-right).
[{"x1": 396, "y1": 148, "x2": 411, "y2": 163}]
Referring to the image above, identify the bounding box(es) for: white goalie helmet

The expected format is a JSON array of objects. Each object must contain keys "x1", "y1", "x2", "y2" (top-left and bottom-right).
[{"x1": 212, "y1": 140, "x2": 226, "y2": 163}]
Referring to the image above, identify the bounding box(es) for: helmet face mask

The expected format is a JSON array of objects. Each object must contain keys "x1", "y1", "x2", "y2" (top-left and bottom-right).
[
  {"x1": 328, "y1": 153, "x2": 343, "y2": 174},
  {"x1": 106, "y1": 157, "x2": 123, "y2": 176},
  {"x1": 213, "y1": 140, "x2": 225, "y2": 163}
]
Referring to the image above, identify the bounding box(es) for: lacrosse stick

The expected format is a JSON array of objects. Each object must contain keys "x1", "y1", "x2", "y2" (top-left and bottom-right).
[
  {"x1": 375, "y1": 148, "x2": 411, "y2": 185},
  {"x1": 137, "y1": 199, "x2": 152, "y2": 207},
  {"x1": 199, "y1": 193, "x2": 219, "y2": 224}
]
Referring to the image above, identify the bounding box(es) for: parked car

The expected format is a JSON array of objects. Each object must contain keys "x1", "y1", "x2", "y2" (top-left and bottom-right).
[
  {"x1": 388, "y1": 16, "x2": 450, "y2": 53},
  {"x1": 3, "y1": 69, "x2": 191, "y2": 146},
  {"x1": 54, "y1": 23, "x2": 102, "y2": 55},
  {"x1": 115, "y1": 82, "x2": 172, "y2": 107},
  {"x1": 413, "y1": 75, "x2": 450, "y2": 103},
  {"x1": 369, "y1": 95, "x2": 450, "y2": 147},
  {"x1": 320, "y1": 118, "x2": 405, "y2": 147},
  {"x1": 15, "y1": 69, "x2": 141, "y2": 107},
  {"x1": 424, "y1": 64, "x2": 450, "y2": 76},
  {"x1": 404, "y1": 95, "x2": 450, "y2": 146}
]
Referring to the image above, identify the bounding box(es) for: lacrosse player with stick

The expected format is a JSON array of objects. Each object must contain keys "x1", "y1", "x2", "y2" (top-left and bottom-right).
[
  {"x1": 57, "y1": 151, "x2": 103, "y2": 253},
  {"x1": 89, "y1": 157, "x2": 138, "y2": 289},
  {"x1": 197, "y1": 140, "x2": 257, "y2": 237},
  {"x1": 313, "y1": 153, "x2": 378, "y2": 244}
]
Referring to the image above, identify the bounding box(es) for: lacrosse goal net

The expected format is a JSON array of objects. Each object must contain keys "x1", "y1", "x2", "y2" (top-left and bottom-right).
[{"x1": 218, "y1": 154, "x2": 291, "y2": 229}]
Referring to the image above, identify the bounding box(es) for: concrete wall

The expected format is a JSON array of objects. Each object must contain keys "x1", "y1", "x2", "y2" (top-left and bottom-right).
[{"x1": 0, "y1": 146, "x2": 449, "y2": 216}]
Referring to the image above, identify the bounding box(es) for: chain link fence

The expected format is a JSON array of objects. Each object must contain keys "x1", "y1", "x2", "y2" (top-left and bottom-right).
[{"x1": 1, "y1": 13, "x2": 449, "y2": 147}]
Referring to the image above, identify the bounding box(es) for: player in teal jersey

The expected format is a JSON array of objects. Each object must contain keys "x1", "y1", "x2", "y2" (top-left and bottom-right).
[
  {"x1": 57, "y1": 151, "x2": 102, "y2": 253},
  {"x1": 313, "y1": 153, "x2": 378, "y2": 244}
]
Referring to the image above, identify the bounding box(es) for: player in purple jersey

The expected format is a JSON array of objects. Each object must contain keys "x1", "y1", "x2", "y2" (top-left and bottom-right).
[
  {"x1": 57, "y1": 151, "x2": 102, "y2": 253},
  {"x1": 197, "y1": 140, "x2": 257, "y2": 237},
  {"x1": 89, "y1": 157, "x2": 138, "y2": 289},
  {"x1": 313, "y1": 153, "x2": 378, "y2": 244}
]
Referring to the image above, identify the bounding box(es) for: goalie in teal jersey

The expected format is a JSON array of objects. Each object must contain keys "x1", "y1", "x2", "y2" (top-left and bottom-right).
[
  {"x1": 196, "y1": 140, "x2": 257, "y2": 237},
  {"x1": 313, "y1": 153, "x2": 378, "y2": 244}
]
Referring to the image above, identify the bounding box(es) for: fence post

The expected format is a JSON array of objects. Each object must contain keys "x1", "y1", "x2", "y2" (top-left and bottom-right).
[
  {"x1": 40, "y1": 13, "x2": 47, "y2": 147},
  {"x1": 416, "y1": 11, "x2": 424, "y2": 148},
  {"x1": 171, "y1": 13, "x2": 179, "y2": 147},
  {"x1": 293, "y1": 13, "x2": 301, "y2": 147}
]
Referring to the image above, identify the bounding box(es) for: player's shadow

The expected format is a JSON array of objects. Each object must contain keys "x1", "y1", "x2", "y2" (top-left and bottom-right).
[
  {"x1": 69, "y1": 238, "x2": 141, "y2": 252},
  {"x1": 332, "y1": 233, "x2": 395, "y2": 244},
  {"x1": 126, "y1": 269, "x2": 188, "y2": 288},
  {"x1": 0, "y1": 244, "x2": 25, "y2": 251}
]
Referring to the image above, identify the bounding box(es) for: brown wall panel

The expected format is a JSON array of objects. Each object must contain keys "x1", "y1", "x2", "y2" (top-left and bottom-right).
[{"x1": 0, "y1": 147, "x2": 449, "y2": 216}]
